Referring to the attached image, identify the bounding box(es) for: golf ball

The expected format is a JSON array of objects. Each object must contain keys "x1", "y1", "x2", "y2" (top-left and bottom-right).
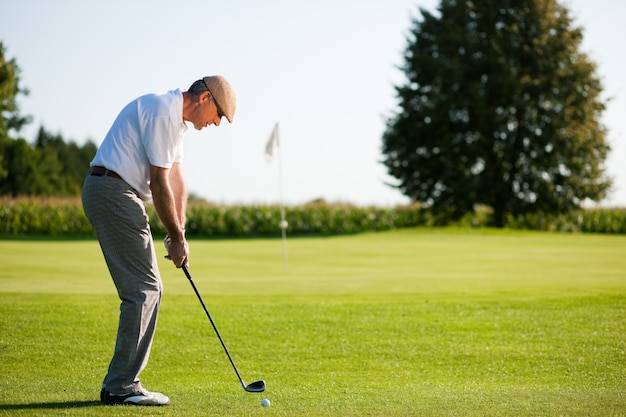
[{"x1": 261, "y1": 398, "x2": 271, "y2": 407}]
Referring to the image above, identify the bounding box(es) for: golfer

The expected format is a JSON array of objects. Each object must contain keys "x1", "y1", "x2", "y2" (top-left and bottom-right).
[{"x1": 82, "y1": 75, "x2": 236, "y2": 406}]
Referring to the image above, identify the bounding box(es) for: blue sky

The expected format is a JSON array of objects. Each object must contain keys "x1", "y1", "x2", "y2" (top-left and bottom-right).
[{"x1": 1, "y1": 0, "x2": 624, "y2": 207}]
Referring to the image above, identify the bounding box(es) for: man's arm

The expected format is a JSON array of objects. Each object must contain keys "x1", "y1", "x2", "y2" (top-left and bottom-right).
[
  {"x1": 168, "y1": 162, "x2": 187, "y2": 229},
  {"x1": 150, "y1": 163, "x2": 188, "y2": 267}
]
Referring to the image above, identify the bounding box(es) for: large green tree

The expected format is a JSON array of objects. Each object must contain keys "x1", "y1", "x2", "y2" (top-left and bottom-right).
[{"x1": 382, "y1": 0, "x2": 611, "y2": 226}]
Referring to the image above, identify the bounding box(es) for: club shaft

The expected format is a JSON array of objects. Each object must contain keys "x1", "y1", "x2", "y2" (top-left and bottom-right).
[{"x1": 182, "y1": 265, "x2": 247, "y2": 389}]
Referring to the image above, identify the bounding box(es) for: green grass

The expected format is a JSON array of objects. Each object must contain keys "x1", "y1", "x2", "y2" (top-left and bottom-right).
[{"x1": 0, "y1": 228, "x2": 625, "y2": 416}]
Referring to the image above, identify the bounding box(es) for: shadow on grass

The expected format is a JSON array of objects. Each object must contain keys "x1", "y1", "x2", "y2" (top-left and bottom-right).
[{"x1": 0, "y1": 400, "x2": 101, "y2": 410}]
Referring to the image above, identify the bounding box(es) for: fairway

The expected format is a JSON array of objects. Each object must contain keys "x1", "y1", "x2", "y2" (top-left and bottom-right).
[{"x1": 0, "y1": 228, "x2": 625, "y2": 416}]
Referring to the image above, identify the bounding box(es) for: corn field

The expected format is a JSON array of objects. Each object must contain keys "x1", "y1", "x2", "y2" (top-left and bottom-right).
[{"x1": 0, "y1": 197, "x2": 624, "y2": 237}]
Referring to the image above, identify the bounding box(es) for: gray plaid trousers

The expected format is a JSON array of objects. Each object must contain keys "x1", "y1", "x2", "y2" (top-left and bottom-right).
[{"x1": 82, "y1": 174, "x2": 162, "y2": 395}]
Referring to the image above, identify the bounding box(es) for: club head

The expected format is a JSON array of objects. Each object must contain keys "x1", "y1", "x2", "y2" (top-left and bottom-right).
[{"x1": 244, "y1": 380, "x2": 266, "y2": 393}]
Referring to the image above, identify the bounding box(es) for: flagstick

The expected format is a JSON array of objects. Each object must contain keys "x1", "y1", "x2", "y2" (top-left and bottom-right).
[
  {"x1": 265, "y1": 122, "x2": 288, "y2": 272},
  {"x1": 277, "y1": 135, "x2": 288, "y2": 272}
]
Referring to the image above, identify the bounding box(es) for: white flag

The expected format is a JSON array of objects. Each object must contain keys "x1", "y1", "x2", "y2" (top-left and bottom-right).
[{"x1": 264, "y1": 123, "x2": 279, "y2": 163}]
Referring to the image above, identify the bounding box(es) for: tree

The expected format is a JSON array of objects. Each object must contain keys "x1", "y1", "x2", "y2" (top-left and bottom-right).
[
  {"x1": 34, "y1": 126, "x2": 98, "y2": 194},
  {"x1": 0, "y1": 41, "x2": 31, "y2": 187},
  {"x1": 0, "y1": 137, "x2": 65, "y2": 196},
  {"x1": 0, "y1": 43, "x2": 97, "y2": 196},
  {"x1": 382, "y1": 0, "x2": 611, "y2": 226},
  {"x1": 0, "y1": 42, "x2": 30, "y2": 137}
]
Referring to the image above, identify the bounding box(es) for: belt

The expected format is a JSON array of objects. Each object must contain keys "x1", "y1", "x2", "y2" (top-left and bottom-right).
[{"x1": 89, "y1": 166, "x2": 123, "y2": 180}]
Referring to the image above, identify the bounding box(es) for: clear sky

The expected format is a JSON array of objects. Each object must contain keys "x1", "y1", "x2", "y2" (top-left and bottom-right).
[{"x1": 1, "y1": 0, "x2": 624, "y2": 207}]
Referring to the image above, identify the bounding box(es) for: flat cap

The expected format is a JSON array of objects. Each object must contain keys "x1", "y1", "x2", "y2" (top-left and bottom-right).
[{"x1": 203, "y1": 75, "x2": 236, "y2": 123}]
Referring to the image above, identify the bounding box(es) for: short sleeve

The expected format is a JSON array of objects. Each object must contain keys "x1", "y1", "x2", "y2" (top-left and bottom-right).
[{"x1": 142, "y1": 115, "x2": 183, "y2": 168}]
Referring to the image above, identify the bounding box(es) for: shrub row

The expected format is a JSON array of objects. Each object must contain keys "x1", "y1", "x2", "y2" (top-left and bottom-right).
[
  {"x1": 1, "y1": 197, "x2": 625, "y2": 237},
  {"x1": 504, "y1": 208, "x2": 626, "y2": 234}
]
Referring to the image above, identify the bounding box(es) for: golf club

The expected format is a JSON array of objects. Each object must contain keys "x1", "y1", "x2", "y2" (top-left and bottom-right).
[{"x1": 180, "y1": 263, "x2": 266, "y2": 393}]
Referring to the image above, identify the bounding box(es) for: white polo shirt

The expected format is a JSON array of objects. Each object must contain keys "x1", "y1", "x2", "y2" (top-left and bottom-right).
[{"x1": 90, "y1": 89, "x2": 187, "y2": 201}]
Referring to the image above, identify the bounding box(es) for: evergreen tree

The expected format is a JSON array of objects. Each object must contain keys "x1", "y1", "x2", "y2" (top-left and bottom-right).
[{"x1": 35, "y1": 127, "x2": 97, "y2": 194}]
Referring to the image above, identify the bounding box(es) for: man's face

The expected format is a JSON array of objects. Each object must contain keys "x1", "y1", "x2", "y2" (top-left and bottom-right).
[{"x1": 190, "y1": 92, "x2": 223, "y2": 130}]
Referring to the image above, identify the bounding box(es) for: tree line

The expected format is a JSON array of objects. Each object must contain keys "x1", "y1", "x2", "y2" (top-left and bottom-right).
[
  {"x1": 0, "y1": 127, "x2": 97, "y2": 196},
  {"x1": 0, "y1": 42, "x2": 96, "y2": 197}
]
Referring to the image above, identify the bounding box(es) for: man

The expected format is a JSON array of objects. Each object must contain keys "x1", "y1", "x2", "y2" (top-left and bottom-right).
[{"x1": 82, "y1": 75, "x2": 236, "y2": 406}]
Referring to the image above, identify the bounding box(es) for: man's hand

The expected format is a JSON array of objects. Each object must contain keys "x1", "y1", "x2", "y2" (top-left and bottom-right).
[{"x1": 164, "y1": 234, "x2": 189, "y2": 268}]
